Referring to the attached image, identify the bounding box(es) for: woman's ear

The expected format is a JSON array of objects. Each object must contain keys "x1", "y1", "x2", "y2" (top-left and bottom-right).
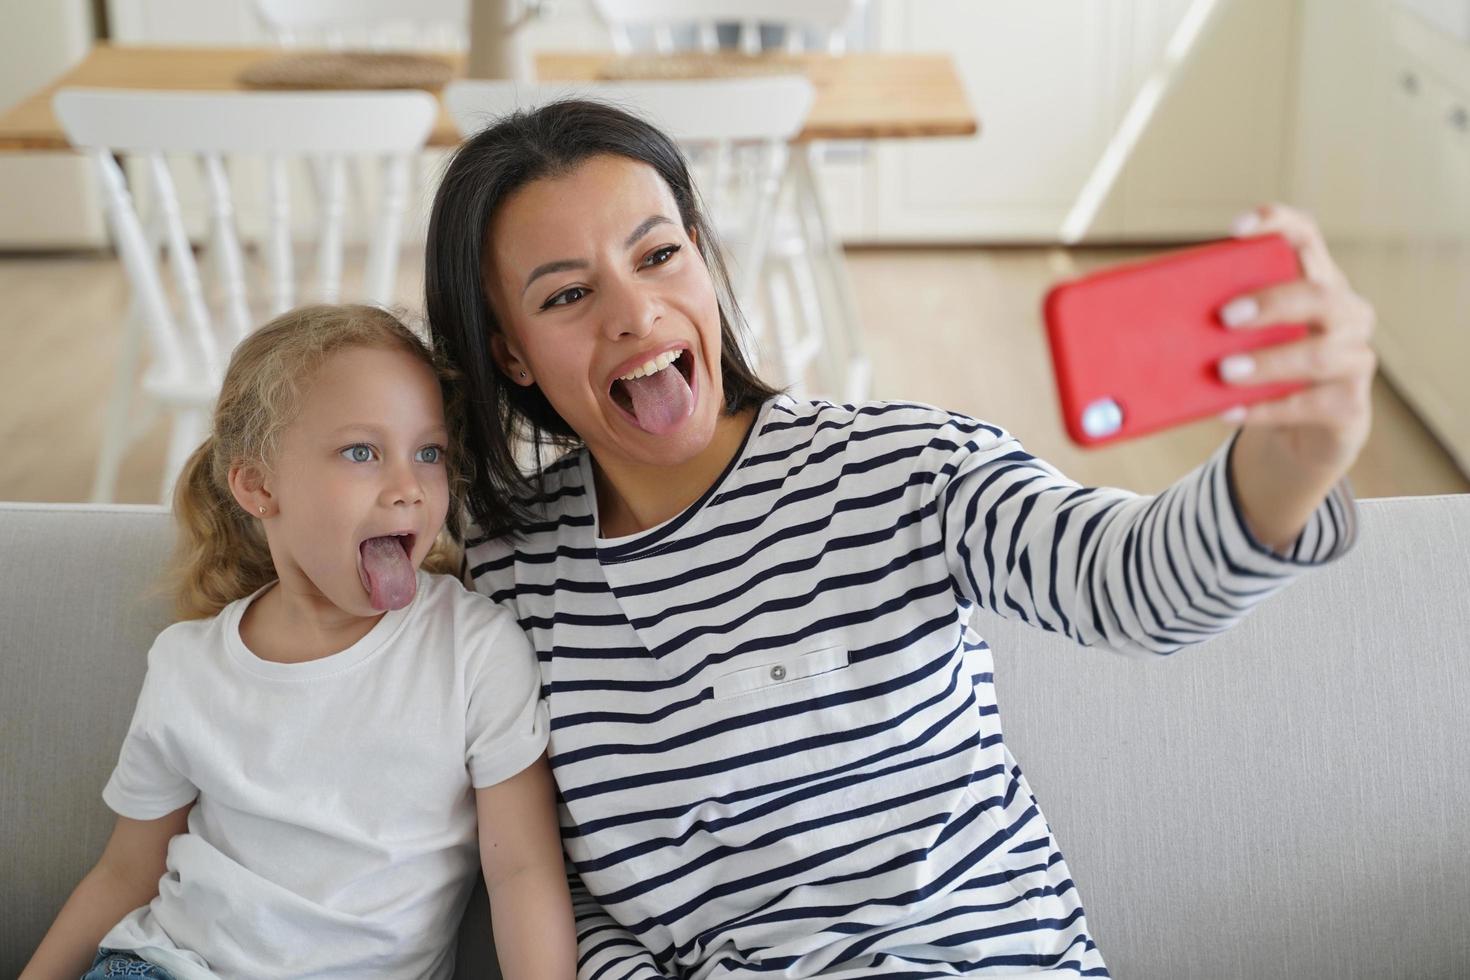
[
  {"x1": 490, "y1": 333, "x2": 534, "y2": 386},
  {"x1": 228, "y1": 463, "x2": 273, "y2": 519}
]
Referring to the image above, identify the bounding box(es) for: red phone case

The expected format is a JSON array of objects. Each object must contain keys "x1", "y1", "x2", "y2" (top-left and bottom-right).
[{"x1": 1043, "y1": 234, "x2": 1309, "y2": 448}]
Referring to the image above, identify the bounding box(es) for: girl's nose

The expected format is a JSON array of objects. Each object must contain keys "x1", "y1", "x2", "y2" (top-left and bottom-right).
[{"x1": 383, "y1": 460, "x2": 425, "y2": 507}]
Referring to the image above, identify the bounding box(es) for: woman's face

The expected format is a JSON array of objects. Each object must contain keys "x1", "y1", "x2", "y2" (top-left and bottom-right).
[{"x1": 483, "y1": 154, "x2": 726, "y2": 471}]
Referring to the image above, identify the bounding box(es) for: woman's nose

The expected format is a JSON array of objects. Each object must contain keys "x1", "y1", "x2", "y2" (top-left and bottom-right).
[{"x1": 602, "y1": 276, "x2": 659, "y2": 342}]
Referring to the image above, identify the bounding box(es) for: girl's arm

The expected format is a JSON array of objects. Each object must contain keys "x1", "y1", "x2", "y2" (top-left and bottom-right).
[
  {"x1": 21, "y1": 805, "x2": 191, "y2": 980},
  {"x1": 476, "y1": 754, "x2": 577, "y2": 980}
]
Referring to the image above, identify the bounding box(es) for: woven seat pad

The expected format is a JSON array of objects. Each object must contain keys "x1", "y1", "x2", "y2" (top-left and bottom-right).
[
  {"x1": 597, "y1": 52, "x2": 807, "y2": 80},
  {"x1": 239, "y1": 52, "x2": 455, "y2": 91}
]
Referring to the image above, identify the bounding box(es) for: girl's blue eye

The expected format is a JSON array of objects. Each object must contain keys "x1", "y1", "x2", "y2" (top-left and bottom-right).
[
  {"x1": 416, "y1": 446, "x2": 443, "y2": 464},
  {"x1": 643, "y1": 244, "x2": 680, "y2": 267},
  {"x1": 341, "y1": 445, "x2": 374, "y2": 463},
  {"x1": 543, "y1": 286, "x2": 587, "y2": 309}
]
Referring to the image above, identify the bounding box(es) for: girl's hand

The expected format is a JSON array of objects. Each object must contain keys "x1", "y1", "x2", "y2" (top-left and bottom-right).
[{"x1": 1217, "y1": 204, "x2": 1376, "y2": 552}]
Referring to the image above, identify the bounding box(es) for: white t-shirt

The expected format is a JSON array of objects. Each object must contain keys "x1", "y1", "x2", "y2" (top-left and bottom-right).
[{"x1": 99, "y1": 571, "x2": 549, "y2": 979}]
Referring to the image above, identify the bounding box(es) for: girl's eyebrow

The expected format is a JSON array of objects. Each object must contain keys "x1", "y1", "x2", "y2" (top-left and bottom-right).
[
  {"x1": 519, "y1": 214, "x2": 675, "y2": 297},
  {"x1": 327, "y1": 423, "x2": 449, "y2": 440}
]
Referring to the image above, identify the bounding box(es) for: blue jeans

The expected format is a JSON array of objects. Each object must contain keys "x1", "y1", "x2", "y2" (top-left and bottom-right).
[{"x1": 81, "y1": 949, "x2": 176, "y2": 980}]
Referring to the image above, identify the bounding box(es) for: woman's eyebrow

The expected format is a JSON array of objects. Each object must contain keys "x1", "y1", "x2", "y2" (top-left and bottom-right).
[
  {"x1": 522, "y1": 258, "x2": 588, "y2": 297},
  {"x1": 520, "y1": 215, "x2": 675, "y2": 298},
  {"x1": 624, "y1": 214, "x2": 673, "y2": 248}
]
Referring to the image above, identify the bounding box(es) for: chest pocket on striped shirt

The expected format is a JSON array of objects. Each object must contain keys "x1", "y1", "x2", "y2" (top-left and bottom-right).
[{"x1": 711, "y1": 644, "x2": 850, "y2": 700}]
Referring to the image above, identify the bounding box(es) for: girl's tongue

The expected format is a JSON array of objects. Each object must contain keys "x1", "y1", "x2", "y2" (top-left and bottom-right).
[
  {"x1": 617, "y1": 361, "x2": 693, "y2": 435},
  {"x1": 359, "y1": 535, "x2": 416, "y2": 611}
]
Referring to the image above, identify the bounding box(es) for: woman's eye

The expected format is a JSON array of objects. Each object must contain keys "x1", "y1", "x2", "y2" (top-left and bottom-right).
[
  {"x1": 543, "y1": 286, "x2": 587, "y2": 309},
  {"x1": 341, "y1": 445, "x2": 375, "y2": 463},
  {"x1": 642, "y1": 244, "x2": 680, "y2": 268},
  {"x1": 416, "y1": 446, "x2": 443, "y2": 464}
]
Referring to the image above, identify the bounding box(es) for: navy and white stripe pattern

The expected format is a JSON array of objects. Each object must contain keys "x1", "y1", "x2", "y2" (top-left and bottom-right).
[{"x1": 467, "y1": 397, "x2": 1355, "y2": 979}]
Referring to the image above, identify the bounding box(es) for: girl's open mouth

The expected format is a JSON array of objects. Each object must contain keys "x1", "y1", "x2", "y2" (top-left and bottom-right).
[
  {"x1": 357, "y1": 532, "x2": 417, "y2": 611},
  {"x1": 609, "y1": 348, "x2": 696, "y2": 435}
]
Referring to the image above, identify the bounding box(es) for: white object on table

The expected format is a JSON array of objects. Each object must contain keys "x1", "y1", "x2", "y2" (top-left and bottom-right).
[
  {"x1": 52, "y1": 88, "x2": 437, "y2": 504},
  {"x1": 251, "y1": 0, "x2": 470, "y2": 51},
  {"x1": 589, "y1": 0, "x2": 857, "y2": 55}
]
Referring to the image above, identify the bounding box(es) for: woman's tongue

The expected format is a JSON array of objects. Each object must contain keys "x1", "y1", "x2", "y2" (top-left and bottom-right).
[
  {"x1": 618, "y1": 362, "x2": 693, "y2": 435},
  {"x1": 360, "y1": 535, "x2": 416, "y2": 611}
]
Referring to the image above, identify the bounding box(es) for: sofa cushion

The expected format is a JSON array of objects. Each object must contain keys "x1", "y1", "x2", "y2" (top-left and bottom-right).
[
  {"x1": 985, "y1": 493, "x2": 1470, "y2": 979},
  {"x1": 3, "y1": 495, "x2": 1467, "y2": 978}
]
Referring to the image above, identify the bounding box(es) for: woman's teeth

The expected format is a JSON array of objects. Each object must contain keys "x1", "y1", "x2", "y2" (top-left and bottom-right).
[{"x1": 618, "y1": 350, "x2": 681, "y2": 382}]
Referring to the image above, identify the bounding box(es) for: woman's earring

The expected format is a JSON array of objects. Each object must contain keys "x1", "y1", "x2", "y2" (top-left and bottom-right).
[
  {"x1": 519, "y1": 371, "x2": 528, "y2": 379},
  {"x1": 258, "y1": 505, "x2": 267, "y2": 516}
]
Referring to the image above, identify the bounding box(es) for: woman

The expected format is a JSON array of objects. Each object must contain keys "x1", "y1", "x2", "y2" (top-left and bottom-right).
[{"x1": 425, "y1": 100, "x2": 1372, "y2": 978}]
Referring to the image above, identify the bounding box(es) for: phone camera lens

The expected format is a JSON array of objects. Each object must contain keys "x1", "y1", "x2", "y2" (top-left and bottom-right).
[{"x1": 1081, "y1": 398, "x2": 1124, "y2": 438}]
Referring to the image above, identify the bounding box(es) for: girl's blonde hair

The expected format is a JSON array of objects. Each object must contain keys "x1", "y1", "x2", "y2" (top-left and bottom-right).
[{"x1": 169, "y1": 304, "x2": 468, "y2": 620}]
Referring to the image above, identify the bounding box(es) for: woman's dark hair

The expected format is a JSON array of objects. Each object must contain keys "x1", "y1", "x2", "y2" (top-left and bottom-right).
[{"x1": 425, "y1": 98, "x2": 780, "y2": 539}]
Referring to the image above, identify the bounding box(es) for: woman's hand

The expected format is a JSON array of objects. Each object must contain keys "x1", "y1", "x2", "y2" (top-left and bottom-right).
[{"x1": 1217, "y1": 203, "x2": 1376, "y2": 552}]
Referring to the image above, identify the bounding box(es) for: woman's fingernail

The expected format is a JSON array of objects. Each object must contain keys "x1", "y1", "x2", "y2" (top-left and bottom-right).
[
  {"x1": 1219, "y1": 354, "x2": 1256, "y2": 382},
  {"x1": 1232, "y1": 211, "x2": 1262, "y2": 237},
  {"x1": 1220, "y1": 406, "x2": 1248, "y2": 425},
  {"x1": 1221, "y1": 297, "x2": 1259, "y2": 328}
]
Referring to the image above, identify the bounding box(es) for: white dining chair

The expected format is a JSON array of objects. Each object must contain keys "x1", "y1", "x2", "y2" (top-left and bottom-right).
[
  {"x1": 444, "y1": 77, "x2": 826, "y2": 393},
  {"x1": 588, "y1": 0, "x2": 872, "y2": 403},
  {"x1": 53, "y1": 88, "x2": 438, "y2": 504},
  {"x1": 251, "y1": 0, "x2": 470, "y2": 51}
]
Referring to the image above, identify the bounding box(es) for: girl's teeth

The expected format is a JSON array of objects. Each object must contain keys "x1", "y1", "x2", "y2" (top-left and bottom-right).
[{"x1": 619, "y1": 350, "x2": 680, "y2": 381}]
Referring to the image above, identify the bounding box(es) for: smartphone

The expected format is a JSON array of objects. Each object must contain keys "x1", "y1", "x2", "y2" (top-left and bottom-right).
[{"x1": 1043, "y1": 234, "x2": 1309, "y2": 448}]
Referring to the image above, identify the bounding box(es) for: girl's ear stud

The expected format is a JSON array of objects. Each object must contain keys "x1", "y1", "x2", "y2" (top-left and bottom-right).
[
  {"x1": 519, "y1": 371, "x2": 528, "y2": 380},
  {"x1": 258, "y1": 505, "x2": 267, "y2": 516}
]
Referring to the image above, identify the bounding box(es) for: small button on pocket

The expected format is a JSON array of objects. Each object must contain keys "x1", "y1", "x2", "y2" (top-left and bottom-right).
[{"x1": 712, "y1": 645, "x2": 849, "y2": 700}]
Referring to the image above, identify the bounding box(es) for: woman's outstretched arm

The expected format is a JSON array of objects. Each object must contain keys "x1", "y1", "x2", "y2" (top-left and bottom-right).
[{"x1": 934, "y1": 206, "x2": 1371, "y2": 657}]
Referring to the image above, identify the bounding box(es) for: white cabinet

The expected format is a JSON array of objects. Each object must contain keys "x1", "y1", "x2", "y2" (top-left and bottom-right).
[
  {"x1": 1367, "y1": 14, "x2": 1470, "y2": 471},
  {"x1": 1294, "y1": 0, "x2": 1470, "y2": 475},
  {"x1": 0, "y1": 0, "x2": 105, "y2": 247},
  {"x1": 857, "y1": 0, "x2": 1297, "y2": 243}
]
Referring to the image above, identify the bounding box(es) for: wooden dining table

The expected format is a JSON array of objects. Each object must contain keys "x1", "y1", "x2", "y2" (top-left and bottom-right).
[
  {"x1": 0, "y1": 42, "x2": 976, "y2": 404},
  {"x1": 0, "y1": 43, "x2": 977, "y2": 153}
]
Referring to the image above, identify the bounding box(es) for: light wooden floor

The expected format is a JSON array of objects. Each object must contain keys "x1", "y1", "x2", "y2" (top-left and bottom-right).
[{"x1": 1, "y1": 246, "x2": 1465, "y2": 504}]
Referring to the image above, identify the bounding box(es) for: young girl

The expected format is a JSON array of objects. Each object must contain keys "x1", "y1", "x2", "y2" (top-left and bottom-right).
[
  {"x1": 22, "y1": 305, "x2": 576, "y2": 980},
  {"x1": 424, "y1": 101, "x2": 1373, "y2": 978}
]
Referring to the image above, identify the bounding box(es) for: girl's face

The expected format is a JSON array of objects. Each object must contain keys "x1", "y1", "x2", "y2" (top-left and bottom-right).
[
  {"x1": 483, "y1": 154, "x2": 726, "y2": 471},
  {"x1": 258, "y1": 345, "x2": 450, "y2": 616}
]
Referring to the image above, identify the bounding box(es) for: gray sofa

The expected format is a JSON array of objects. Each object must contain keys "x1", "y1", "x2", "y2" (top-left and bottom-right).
[{"x1": 3, "y1": 497, "x2": 1468, "y2": 979}]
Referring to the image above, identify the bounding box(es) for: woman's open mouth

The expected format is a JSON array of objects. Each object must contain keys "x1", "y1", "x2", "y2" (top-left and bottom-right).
[{"x1": 608, "y1": 348, "x2": 696, "y2": 435}]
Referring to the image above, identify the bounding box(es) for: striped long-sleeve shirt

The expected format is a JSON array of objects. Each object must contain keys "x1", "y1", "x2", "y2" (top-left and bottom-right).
[{"x1": 467, "y1": 397, "x2": 1355, "y2": 979}]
